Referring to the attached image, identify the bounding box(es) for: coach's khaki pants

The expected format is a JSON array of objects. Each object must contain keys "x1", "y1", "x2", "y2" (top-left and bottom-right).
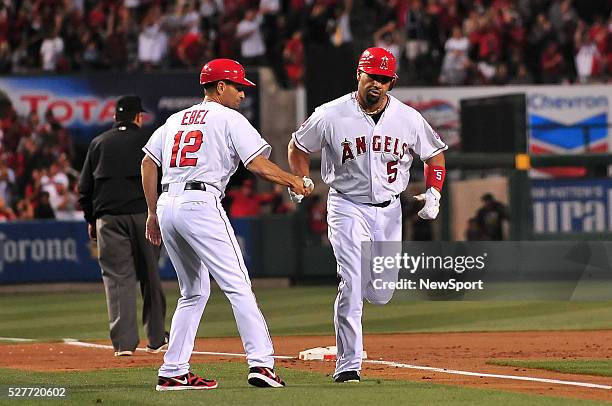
[{"x1": 97, "y1": 213, "x2": 166, "y2": 352}]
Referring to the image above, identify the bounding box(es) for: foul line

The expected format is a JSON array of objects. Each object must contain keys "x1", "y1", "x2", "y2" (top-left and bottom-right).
[
  {"x1": 61, "y1": 339, "x2": 611, "y2": 390},
  {"x1": 363, "y1": 360, "x2": 612, "y2": 390},
  {"x1": 62, "y1": 339, "x2": 294, "y2": 359},
  {"x1": 0, "y1": 337, "x2": 36, "y2": 342}
]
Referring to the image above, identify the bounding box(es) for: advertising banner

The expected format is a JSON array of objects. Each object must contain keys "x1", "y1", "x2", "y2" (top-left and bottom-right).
[
  {"x1": 531, "y1": 178, "x2": 612, "y2": 233},
  {"x1": 0, "y1": 221, "x2": 98, "y2": 283},
  {"x1": 0, "y1": 70, "x2": 260, "y2": 146},
  {"x1": 392, "y1": 85, "x2": 610, "y2": 157},
  {"x1": 0, "y1": 218, "x2": 254, "y2": 284}
]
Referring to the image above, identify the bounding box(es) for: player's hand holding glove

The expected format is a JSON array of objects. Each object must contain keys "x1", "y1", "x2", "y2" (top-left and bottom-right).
[
  {"x1": 413, "y1": 187, "x2": 441, "y2": 220},
  {"x1": 288, "y1": 176, "x2": 314, "y2": 203}
]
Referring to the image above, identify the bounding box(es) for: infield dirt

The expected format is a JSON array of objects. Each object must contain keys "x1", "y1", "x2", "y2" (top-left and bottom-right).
[{"x1": 2, "y1": 331, "x2": 612, "y2": 402}]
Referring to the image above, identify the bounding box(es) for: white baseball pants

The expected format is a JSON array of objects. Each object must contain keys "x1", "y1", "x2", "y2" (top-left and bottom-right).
[
  {"x1": 157, "y1": 184, "x2": 274, "y2": 378},
  {"x1": 327, "y1": 192, "x2": 401, "y2": 377}
]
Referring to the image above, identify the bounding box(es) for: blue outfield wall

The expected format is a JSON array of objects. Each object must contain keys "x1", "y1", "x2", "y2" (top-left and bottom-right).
[
  {"x1": 0, "y1": 219, "x2": 257, "y2": 284},
  {"x1": 0, "y1": 221, "x2": 99, "y2": 283}
]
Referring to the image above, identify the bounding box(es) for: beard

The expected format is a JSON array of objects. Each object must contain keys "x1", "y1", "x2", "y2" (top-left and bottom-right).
[{"x1": 364, "y1": 88, "x2": 382, "y2": 106}]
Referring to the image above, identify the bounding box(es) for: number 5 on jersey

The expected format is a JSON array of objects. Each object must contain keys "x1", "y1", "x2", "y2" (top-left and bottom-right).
[
  {"x1": 387, "y1": 160, "x2": 398, "y2": 183},
  {"x1": 170, "y1": 130, "x2": 203, "y2": 167}
]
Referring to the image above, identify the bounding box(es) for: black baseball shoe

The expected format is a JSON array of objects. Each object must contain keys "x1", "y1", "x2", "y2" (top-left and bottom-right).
[
  {"x1": 146, "y1": 331, "x2": 170, "y2": 354},
  {"x1": 247, "y1": 367, "x2": 286, "y2": 388},
  {"x1": 334, "y1": 371, "x2": 361, "y2": 383}
]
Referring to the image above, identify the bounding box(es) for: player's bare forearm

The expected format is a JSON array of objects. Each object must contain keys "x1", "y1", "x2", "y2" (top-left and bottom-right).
[
  {"x1": 247, "y1": 155, "x2": 308, "y2": 195},
  {"x1": 141, "y1": 155, "x2": 159, "y2": 214},
  {"x1": 287, "y1": 139, "x2": 310, "y2": 177},
  {"x1": 425, "y1": 151, "x2": 445, "y2": 168}
]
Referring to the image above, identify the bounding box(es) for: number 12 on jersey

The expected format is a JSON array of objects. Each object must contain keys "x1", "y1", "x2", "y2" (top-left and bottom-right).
[{"x1": 170, "y1": 130, "x2": 203, "y2": 167}]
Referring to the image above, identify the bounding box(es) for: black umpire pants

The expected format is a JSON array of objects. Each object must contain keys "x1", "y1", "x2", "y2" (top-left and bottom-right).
[{"x1": 97, "y1": 212, "x2": 166, "y2": 352}]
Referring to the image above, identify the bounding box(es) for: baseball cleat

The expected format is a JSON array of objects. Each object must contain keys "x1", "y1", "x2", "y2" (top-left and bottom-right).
[
  {"x1": 114, "y1": 350, "x2": 133, "y2": 357},
  {"x1": 334, "y1": 371, "x2": 360, "y2": 383},
  {"x1": 156, "y1": 372, "x2": 218, "y2": 391},
  {"x1": 247, "y1": 367, "x2": 286, "y2": 388},
  {"x1": 146, "y1": 331, "x2": 170, "y2": 354}
]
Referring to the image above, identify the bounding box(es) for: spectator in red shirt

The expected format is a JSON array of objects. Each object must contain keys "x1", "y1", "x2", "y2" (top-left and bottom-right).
[
  {"x1": 227, "y1": 179, "x2": 275, "y2": 218},
  {"x1": 176, "y1": 26, "x2": 208, "y2": 67},
  {"x1": 477, "y1": 20, "x2": 501, "y2": 60},
  {"x1": 307, "y1": 195, "x2": 327, "y2": 246},
  {"x1": 589, "y1": 16, "x2": 609, "y2": 56},
  {"x1": 88, "y1": 3, "x2": 107, "y2": 31},
  {"x1": 283, "y1": 30, "x2": 304, "y2": 87},
  {"x1": 540, "y1": 40, "x2": 565, "y2": 82}
]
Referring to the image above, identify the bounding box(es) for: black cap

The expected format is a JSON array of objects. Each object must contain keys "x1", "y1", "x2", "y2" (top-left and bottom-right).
[{"x1": 116, "y1": 95, "x2": 147, "y2": 114}]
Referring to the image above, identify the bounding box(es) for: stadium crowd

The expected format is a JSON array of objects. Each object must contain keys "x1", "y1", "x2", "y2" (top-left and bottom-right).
[
  {"x1": 0, "y1": 105, "x2": 80, "y2": 221},
  {"x1": 0, "y1": 0, "x2": 609, "y2": 222},
  {"x1": 0, "y1": 0, "x2": 609, "y2": 85}
]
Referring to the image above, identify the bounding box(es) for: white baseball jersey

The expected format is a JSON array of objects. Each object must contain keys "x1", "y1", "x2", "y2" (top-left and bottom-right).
[
  {"x1": 143, "y1": 100, "x2": 271, "y2": 196},
  {"x1": 146, "y1": 100, "x2": 277, "y2": 376},
  {"x1": 292, "y1": 93, "x2": 447, "y2": 204}
]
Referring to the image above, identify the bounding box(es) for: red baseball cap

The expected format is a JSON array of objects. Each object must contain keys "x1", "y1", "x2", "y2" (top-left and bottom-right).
[{"x1": 357, "y1": 47, "x2": 397, "y2": 79}]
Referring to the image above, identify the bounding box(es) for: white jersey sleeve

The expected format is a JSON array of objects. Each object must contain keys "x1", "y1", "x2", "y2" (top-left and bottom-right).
[
  {"x1": 292, "y1": 109, "x2": 327, "y2": 153},
  {"x1": 413, "y1": 113, "x2": 448, "y2": 161},
  {"x1": 143, "y1": 124, "x2": 165, "y2": 167},
  {"x1": 228, "y1": 111, "x2": 271, "y2": 166}
]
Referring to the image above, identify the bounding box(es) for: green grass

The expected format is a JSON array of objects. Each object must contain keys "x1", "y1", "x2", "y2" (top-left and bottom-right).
[
  {"x1": 1, "y1": 287, "x2": 612, "y2": 341},
  {"x1": 2, "y1": 287, "x2": 612, "y2": 405},
  {"x1": 0, "y1": 363, "x2": 607, "y2": 406},
  {"x1": 488, "y1": 359, "x2": 612, "y2": 378}
]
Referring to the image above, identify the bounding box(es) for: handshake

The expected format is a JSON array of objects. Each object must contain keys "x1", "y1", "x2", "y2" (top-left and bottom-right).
[{"x1": 288, "y1": 176, "x2": 315, "y2": 203}]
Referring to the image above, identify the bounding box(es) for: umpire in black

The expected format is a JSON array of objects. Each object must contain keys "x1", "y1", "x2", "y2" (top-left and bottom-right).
[{"x1": 78, "y1": 95, "x2": 167, "y2": 356}]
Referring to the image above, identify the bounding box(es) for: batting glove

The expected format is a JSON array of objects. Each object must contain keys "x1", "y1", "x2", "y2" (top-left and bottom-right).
[
  {"x1": 288, "y1": 189, "x2": 303, "y2": 203},
  {"x1": 413, "y1": 187, "x2": 441, "y2": 220},
  {"x1": 303, "y1": 176, "x2": 314, "y2": 192},
  {"x1": 288, "y1": 177, "x2": 314, "y2": 203}
]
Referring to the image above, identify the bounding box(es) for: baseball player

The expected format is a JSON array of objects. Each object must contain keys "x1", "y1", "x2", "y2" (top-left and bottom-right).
[
  {"x1": 141, "y1": 58, "x2": 313, "y2": 390},
  {"x1": 288, "y1": 47, "x2": 447, "y2": 383}
]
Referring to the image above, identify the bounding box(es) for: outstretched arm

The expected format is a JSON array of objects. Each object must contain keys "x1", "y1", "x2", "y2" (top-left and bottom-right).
[{"x1": 247, "y1": 154, "x2": 311, "y2": 197}]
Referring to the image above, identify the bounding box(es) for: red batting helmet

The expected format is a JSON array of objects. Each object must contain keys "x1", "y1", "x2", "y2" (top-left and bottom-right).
[
  {"x1": 357, "y1": 47, "x2": 398, "y2": 89},
  {"x1": 199, "y1": 59, "x2": 256, "y2": 87}
]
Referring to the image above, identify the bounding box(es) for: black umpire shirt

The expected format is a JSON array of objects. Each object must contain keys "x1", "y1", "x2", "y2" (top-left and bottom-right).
[{"x1": 78, "y1": 122, "x2": 151, "y2": 225}]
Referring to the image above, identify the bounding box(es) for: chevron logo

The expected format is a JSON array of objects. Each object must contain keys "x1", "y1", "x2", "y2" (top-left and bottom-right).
[{"x1": 529, "y1": 113, "x2": 608, "y2": 150}]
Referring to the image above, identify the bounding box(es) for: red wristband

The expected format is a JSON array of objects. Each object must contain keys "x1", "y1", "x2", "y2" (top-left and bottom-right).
[{"x1": 425, "y1": 164, "x2": 445, "y2": 191}]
